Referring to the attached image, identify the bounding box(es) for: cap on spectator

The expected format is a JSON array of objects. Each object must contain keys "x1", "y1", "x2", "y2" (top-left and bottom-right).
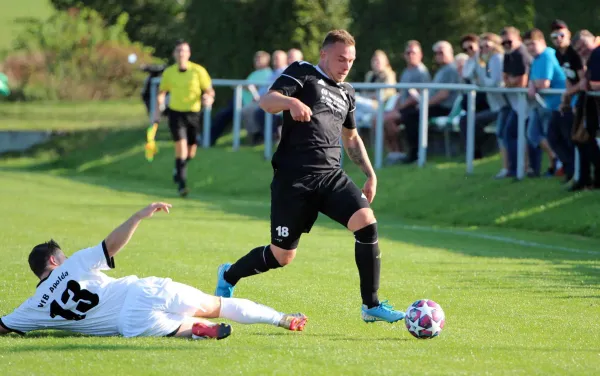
[{"x1": 550, "y1": 19, "x2": 568, "y2": 31}]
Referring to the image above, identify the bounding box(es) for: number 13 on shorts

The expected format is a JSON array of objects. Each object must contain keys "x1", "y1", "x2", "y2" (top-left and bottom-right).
[{"x1": 276, "y1": 226, "x2": 289, "y2": 237}]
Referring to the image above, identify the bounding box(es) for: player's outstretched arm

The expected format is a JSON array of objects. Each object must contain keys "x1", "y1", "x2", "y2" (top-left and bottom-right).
[
  {"x1": 342, "y1": 128, "x2": 377, "y2": 203},
  {"x1": 259, "y1": 91, "x2": 312, "y2": 121},
  {"x1": 104, "y1": 202, "x2": 172, "y2": 257}
]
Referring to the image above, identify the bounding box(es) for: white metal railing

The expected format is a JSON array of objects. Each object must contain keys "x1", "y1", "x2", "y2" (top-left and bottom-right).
[{"x1": 149, "y1": 77, "x2": 600, "y2": 180}]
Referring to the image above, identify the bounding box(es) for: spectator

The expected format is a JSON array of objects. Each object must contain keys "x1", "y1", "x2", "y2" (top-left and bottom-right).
[
  {"x1": 571, "y1": 30, "x2": 600, "y2": 189},
  {"x1": 550, "y1": 21, "x2": 587, "y2": 189},
  {"x1": 252, "y1": 50, "x2": 289, "y2": 144},
  {"x1": 272, "y1": 50, "x2": 288, "y2": 84},
  {"x1": 459, "y1": 32, "x2": 508, "y2": 159},
  {"x1": 210, "y1": 51, "x2": 272, "y2": 145},
  {"x1": 287, "y1": 48, "x2": 303, "y2": 65},
  {"x1": 400, "y1": 40, "x2": 461, "y2": 164},
  {"x1": 459, "y1": 34, "x2": 491, "y2": 117},
  {"x1": 459, "y1": 34, "x2": 480, "y2": 84},
  {"x1": 551, "y1": 20, "x2": 585, "y2": 109},
  {"x1": 241, "y1": 51, "x2": 273, "y2": 143},
  {"x1": 500, "y1": 26, "x2": 533, "y2": 178},
  {"x1": 355, "y1": 50, "x2": 397, "y2": 132},
  {"x1": 362, "y1": 50, "x2": 398, "y2": 101},
  {"x1": 524, "y1": 28, "x2": 569, "y2": 178},
  {"x1": 381, "y1": 40, "x2": 431, "y2": 164},
  {"x1": 454, "y1": 53, "x2": 469, "y2": 77}
]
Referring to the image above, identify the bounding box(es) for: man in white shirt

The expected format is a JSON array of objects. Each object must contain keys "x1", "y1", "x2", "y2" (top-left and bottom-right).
[{"x1": 0, "y1": 203, "x2": 307, "y2": 340}]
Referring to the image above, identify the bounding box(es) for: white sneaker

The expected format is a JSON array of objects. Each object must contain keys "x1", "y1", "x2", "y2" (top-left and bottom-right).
[
  {"x1": 385, "y1": 152, "x2": 407, "y2": 165},
  {"x1": 494, "y1": 168, "x2": 508, "y2": 179}
]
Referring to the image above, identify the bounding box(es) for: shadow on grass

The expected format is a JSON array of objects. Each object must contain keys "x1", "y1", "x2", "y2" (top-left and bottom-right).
[
  {"x1": 2, "y1": 126, "x2": 599, "y2": 286},
  {"x1": 250, "y1": 332, "x2": 409, "y2": 341},
  {"x1": 4, "y1": 343, "x2": 194, "y2": 353}
]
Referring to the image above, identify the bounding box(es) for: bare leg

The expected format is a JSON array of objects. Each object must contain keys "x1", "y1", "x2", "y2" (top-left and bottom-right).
[
  {"x1": 175, "y1": 139, "x2": 188, "y2": 160},
  {"x1": 187, "y1": 143, "x2": 197, "y2": 159}
]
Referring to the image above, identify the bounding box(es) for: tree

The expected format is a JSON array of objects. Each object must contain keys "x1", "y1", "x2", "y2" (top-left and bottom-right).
[
  {"x1": 349, "y1": 0, "x2": 536, "y2": 79},
  {"x1": 185, "y1": 0, "x2": 349, "y2": 84},
  {"x1": 4, "y1": 8, "x2": 156, "y2": 101},
  {"x1": 533, "y1": 0, "x2": 599, "y2": 34},
  {"x1": 50, "y1": 0, "x2": 186, "y2": 59}
]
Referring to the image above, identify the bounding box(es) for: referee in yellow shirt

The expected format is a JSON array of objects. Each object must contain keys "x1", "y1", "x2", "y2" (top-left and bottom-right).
[{"x1": 153, "y1": 39, "x2": 215, "y2": 197}]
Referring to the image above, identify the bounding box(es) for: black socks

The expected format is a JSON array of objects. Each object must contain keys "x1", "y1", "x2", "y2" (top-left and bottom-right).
[
  {"x1": 175, "y1": 158, "x2": 187, "y2": 188},
  {"x1": 223, "y1": 224, "x2": 381, "y2": 310},
  {"x1": 224, "y1": 245, "x2": 282, "y2": 286},
  {"x1": 354, "y1": 223, "x2": 381, "y2": 308}
]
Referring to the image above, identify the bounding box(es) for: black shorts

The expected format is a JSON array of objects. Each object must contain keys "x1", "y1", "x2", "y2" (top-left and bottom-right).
[
  {"x1": 168, "y1": 109, "x2": 200, "y2": 145},
  {"x1": 270, "y1": 169, "x2": 371, "y2": 250}
]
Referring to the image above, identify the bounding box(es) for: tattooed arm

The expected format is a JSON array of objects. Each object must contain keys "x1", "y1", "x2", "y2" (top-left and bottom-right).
[{"x1": 342, "y1": 127, "x2": 377, "y2": 203}]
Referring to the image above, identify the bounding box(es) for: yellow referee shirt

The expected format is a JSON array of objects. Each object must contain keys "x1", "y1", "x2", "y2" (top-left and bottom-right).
[{"x1": 159, "y1": 62, "x2": 212, "y2": 113}]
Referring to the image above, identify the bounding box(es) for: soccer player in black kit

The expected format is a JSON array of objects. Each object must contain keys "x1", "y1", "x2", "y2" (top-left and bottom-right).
[{"x1": 215, "y1": 30, "x2": 405, "y2": 323}]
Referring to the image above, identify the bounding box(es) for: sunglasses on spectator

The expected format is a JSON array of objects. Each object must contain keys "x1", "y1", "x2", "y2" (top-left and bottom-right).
[
  {"x1": 462, "y1": 45, "x2": 474, "y2": 52},
  {"x1": 551, "y1": 32, "x2": 565, "y2": 39},
  {"x1": 501, "y1": 40, "x2": 512, "y2": 47},
  {"x1": 434, "y1": 50, "x2": 444, "y2": 55}
]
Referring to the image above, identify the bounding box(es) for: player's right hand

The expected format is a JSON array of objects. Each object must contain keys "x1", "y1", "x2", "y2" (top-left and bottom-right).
[
  {"x1": 136, "y1": 202, "x2": 172, "y2": 219},
  {"x1": 289, "y1": 98, "x2": 312, "y2": 122}
]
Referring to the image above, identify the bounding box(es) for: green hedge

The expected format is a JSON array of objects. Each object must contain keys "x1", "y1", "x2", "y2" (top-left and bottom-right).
[{"x1": 3, "y1": 8, "x2": 159, "y2": 101}]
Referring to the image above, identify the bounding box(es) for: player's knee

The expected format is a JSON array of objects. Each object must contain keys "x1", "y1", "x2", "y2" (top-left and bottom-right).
[
  {"x1": 270, "y1": 244, "x2": 296, "y2": 266},
  {"x1": 196, "y1": 295, "x2": 221, "y2": 318},
  {"x1": 347, "y1": 208, "x2": 376, "y2": 232},
  {"x1": 354, "y1": 222, "x2": 378, "y2": 244}
]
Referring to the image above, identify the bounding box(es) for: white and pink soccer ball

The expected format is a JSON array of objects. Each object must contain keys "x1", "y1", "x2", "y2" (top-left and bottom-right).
[{"x1": 405, "y1": 299, "x2": 446, "y2": 339}]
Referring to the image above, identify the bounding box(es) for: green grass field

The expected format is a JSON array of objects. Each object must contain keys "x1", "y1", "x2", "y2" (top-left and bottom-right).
[
  {"x1": 0, "y1": 0, "x2": 53, "y2": 51},
  {"x1": 0, "y1": 100, "x2": 147, "y2": 130},
  {"x1": 0, "y1": 111, "x2": 599, "y2": 375}
]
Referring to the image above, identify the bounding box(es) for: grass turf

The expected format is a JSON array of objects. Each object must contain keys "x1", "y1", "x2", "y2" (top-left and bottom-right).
[
  {"x1": 0, "y1": 100, "x2": 147, "y2": 131},
  {"x1": 0, "y1": 113, "x2": 599, "y2": 375},
  {"x1": 0, "y1": 0, "x2": 53, "y2": 52}
]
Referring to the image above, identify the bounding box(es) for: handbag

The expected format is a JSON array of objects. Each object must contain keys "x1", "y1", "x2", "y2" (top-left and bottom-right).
[{"x1": 572, "y1": 92, "x2": 591, "y2": 144}]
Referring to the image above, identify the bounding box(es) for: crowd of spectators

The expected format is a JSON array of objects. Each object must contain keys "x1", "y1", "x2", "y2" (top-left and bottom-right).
[
  {"x1": 202, "y1": 21, "x2": 600, "y2": 191},
  {"x1": 355, "y1": 20, "x2": 600, "y2": 191}
]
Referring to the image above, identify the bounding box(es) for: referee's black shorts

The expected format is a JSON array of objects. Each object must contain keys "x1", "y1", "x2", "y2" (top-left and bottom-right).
[
  {"x1": 270, "y1": 168, "x2": 371, "y2": 250},
  {"x1": 167, "y1": 109, "x2": 201, "y2": 145}
]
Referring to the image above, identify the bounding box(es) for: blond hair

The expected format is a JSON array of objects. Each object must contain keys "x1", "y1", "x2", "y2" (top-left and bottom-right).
[
  {"x1": 501, "y1": 26, "x2": 521, "y2": 38},
  {"x1": 372, "y1": 49, "x2": 392, "y2": 71},
  {"x1": 480, "y1": 32, "x2": 504, "y2": 54},
  {"x1": 322, "y1": 29, "x2": 355, "y2": 48}
]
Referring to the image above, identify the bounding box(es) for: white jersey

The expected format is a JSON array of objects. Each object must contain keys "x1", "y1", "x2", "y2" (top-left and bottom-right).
[{"x1": 0, "y1": 242, "x2": 139, "y2": 336}]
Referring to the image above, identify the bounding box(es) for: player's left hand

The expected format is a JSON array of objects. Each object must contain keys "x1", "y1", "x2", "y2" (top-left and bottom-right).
[
  {"x1": 362, "y1": 177, "x2": 377, "y2": 204},
  {"x1": 136, "y1": 202, "x2": 172, "y2": 219}
]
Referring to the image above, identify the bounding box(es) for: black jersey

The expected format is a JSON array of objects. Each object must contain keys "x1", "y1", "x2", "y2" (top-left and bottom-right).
[
  {"x1": 555, "y1": 45, "x2": 584, "y2": 85},
  {"x1": 268, "y1": 61, "x2": 356, "y2": 175}
]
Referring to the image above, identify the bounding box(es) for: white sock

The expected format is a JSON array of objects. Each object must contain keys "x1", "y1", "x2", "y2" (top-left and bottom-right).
[{"x1": 220, "y1": 298, "x2": 283, "y2": 326}]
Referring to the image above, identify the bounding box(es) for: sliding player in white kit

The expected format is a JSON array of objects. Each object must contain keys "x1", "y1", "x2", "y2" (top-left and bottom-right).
[{"x1": 0, "y1": 203, "x2": 307, "y2": 340}]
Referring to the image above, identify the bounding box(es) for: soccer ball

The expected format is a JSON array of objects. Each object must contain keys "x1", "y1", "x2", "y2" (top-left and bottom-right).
[{"x1": 405, "y1": 299, "x2": 445, "y2": 339}]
